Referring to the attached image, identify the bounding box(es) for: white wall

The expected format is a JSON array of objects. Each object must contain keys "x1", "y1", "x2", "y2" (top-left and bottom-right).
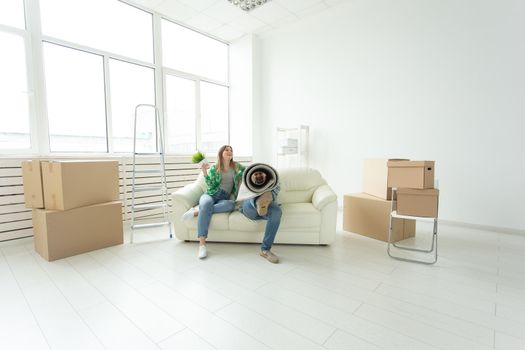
[{"x1": 256, "y1": 0, "x2": 525, "y2": 231}]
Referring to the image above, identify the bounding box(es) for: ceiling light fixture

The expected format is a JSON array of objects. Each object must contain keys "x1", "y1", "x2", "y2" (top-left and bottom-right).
[{"x1": 227, "y1": 0, "x2": 271, "y2": 12}]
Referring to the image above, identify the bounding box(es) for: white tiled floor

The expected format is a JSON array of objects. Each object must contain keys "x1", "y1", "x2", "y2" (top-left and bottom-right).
[{"x1": 1, "y1": 217, "x2": 525, "y2": 350}]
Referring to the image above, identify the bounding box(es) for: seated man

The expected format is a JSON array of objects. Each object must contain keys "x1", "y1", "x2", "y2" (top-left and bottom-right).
[{"x1": 241, "y1": 170, "x2": 282, "y2": 263}]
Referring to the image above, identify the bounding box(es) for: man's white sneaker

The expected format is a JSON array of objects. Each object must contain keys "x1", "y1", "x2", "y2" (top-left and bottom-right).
[
  {"x1": 198, "y1": 245, "x2": 207, "y2": 259},
  {"x1": 182, "y1": 207, "x2": 196, "y2": 221}
]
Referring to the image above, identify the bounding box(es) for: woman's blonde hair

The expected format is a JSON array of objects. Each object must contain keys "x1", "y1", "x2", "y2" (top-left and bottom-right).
[{"x1": 216, "y1": 145, "x2": 236, "y2": 171}]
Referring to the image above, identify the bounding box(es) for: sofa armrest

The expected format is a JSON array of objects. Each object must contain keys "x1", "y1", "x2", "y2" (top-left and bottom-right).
[
  {"x1": 171, "y1": 182, "x2": 203, "y2": 211},
  {"x1": 312, "y1": 184, "x2": 337, "y2": 210}
]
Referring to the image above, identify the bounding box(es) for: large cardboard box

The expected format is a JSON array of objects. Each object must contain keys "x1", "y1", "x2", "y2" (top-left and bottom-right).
[
  {"x1": 363, "y1": 159, "x2": 408, "y2": 200},
  {"x1": 22, "y1": 160, "x2": 44, "y2": 208},
  {"x1": 32, "y1": 201, "x2": 123, "y2": 261},
  {"x1": 42, "y1": 160, "x2": 119, "y2": 210},
  {"x1": 343, "y1": 193, "x2": 416, "y2": 242},
  {"x1": 397, "y1": 188, "x2": 439, "y2": 218},
  {"x1": 387, "y1": 160, "x2": 435, "y2": 189}
]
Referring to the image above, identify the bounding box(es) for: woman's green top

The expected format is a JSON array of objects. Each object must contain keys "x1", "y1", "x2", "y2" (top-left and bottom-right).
[{"x1": 204, "y1": 163, "x2": 245, "y2": 197}]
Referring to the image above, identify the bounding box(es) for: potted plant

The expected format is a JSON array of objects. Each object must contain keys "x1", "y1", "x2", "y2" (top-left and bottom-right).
[{"x1": 191, "y1": 150, "x2": 207, "y2": 165}]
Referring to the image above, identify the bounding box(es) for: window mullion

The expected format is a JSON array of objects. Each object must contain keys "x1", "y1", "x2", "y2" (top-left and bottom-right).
[
  {"x1": 227, "y1": 41, "x2": 231, "y2": 146},
  {"x1": 153, "y1": 11, "x2": 165, "y2": 153},
  {"x1": 195, "y1": 80, "x2": 201, "y2": 152},
  {"x1": 103, "y1": 55, "x2": 112, "y2": 153},
  {"x1": 25, "y1": 0, "x2": 50, "y2": 155}
]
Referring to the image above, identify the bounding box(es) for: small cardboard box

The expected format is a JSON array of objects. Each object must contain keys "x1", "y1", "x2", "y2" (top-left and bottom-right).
[
  {"x1": 42, "y1": 160, "x2": 119, "y2": 210},
  {"x1": 32, "y1": 201, "x2": 123, "y2": 261},
  {"x1": 363, "y1": 159, "x2": 408, "y2": 200},
  {"x1": 387, "y1": 160, "x2": 435, "y2": 189},
  {"x1": 343, "y1": 193, "x2": 416, "y2": 242},
  {"x1": 22, "y1": 160, "x2": 44, "y2": 208},
  {"x1": 397, "y1": 188, "x2": 439, "y2": 218}
]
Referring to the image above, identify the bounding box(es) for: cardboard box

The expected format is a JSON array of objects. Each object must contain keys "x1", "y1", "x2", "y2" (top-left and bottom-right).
[
  {"x1": 343, "y1": 193, "x2": 416, "y2": 242},
  {"x1": 32, "y1": 201, "x2": 123, "y2": 261},
  {"x1": 42, "y1": 160, "x2": 119, "y2": 210},
  {"x1": 397, "y1": 188, "x2": 439, "y2": 217},
  {"x1": 387, "y1": 160, "x2": 435, "y2": 189},
  {"x1": 363, "y1": 159, "x2": 408, "y2": 200},
  {"x1": 22, "y1": 160, "x2": 44, "y2": 208}
]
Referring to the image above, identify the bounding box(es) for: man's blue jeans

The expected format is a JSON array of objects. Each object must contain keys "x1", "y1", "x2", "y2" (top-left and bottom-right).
[
  {"x1": 241, "y1": 196, "x2": 282, "y2": 251},
  {"x1": 198, "y1": 190, "x2": 234, "y2": 238}
]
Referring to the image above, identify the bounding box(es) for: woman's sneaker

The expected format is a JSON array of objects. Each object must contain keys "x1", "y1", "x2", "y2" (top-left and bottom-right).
[
  {"x1": 260, "y1": 250, "x2": 279, "y2": 263},
  {"x1": 256, "y1": 191, "x2": 272, "y2": 216},
  {"x1": 182, "y1": 207, "x2": 197, "y2": 221},
  {"x1": 198, "y1": 245, "x2": 207, "y2": 259}
]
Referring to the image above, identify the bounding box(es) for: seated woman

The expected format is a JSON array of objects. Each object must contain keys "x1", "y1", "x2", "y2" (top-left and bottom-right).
[{"x1": 182, "y1": 145, "x2": 245, "y2": 259}]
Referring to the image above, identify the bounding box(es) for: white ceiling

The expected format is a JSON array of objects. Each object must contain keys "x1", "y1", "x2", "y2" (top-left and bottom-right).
[{"x1": 129, "y1": 0, "x2": 352, "y2": 42}]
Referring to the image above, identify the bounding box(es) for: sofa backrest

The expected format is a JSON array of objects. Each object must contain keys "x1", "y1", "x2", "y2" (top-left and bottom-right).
[
  {"x1": 195, "y1": 174, "x2": 207, "y2": 193},
  {"x1": 278, "y1": 168, "x2": 326, "y2": 204},
  {"x1": 194, "y1": 168, "x2": 326, "y2": 204}
]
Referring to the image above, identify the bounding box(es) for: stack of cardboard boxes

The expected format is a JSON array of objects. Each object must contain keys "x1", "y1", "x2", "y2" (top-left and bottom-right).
[
  {"x1": 22, "y1": 160, "x2": 123, "y2": 261},
  {"x1": 388, "y1": 160, "x2": 439, "y2": 218},
  {"x1": 343, "y1": 159, "x2": 439, "y2": 242}
]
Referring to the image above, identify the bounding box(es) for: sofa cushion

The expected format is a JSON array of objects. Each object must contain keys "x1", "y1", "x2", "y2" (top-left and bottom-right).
[
  {"x1": 280, "y1": 203, "x2": 321, "y2": 230},
  {"x1": 278, "y1": 168, "x2": 326, "y2": 204}
]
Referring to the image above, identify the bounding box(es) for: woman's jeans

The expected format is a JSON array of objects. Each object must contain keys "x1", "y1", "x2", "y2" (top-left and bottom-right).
[
  {"x1": 198, "y1": 190, "x2": 234, "y2": 238},
  {"x1": 241, "y1": 196, "x2": 282, "y2": 251}
]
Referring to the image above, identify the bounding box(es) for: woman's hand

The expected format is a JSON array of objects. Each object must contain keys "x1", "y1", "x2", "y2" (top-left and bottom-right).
[{"x1": 201, "y1": 162, "x2": 210, "y2": 176}]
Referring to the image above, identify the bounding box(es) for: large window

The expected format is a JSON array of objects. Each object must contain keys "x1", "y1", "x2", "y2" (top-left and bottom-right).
[
  {"x1": 0, "y1": 1, "x2": 30, "y2": 150},
  {"x1": 165, "y1": 77, "x2": 229, "y2": 155},
  {"x1": 43, "y1": 43, "x2": 107, "y2": 152},
  {"x1": 0, "y1": 1, "x2": 231, "y2": 155},
  {"x1": 200, "y1": 82, "x2": 229, "y2": 154},
  {"x1": 162, "y1": 19, "x2": 229, "y2": 155},
  {"x1": 40, "y1": 0, "x2": 154, "y2": 63},
  {"x1": 109, "y1": 59, "x2": 155, "y2": 152},
  {"x1": 165, "y1": 75, "x2": 196, "y2": 154},
  {"x1": 162, "y1": 20, "x2": 228, "y2": 83}
]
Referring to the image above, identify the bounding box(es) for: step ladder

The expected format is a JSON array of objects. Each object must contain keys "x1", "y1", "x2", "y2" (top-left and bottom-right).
[{"x1": 130, "y1": 104, "x2": 173, "y2": 243}]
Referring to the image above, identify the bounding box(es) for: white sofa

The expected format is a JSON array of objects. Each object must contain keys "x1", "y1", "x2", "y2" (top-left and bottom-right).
[{"x1": 171, "y1": 168, "x2": 337, "y2": 245}]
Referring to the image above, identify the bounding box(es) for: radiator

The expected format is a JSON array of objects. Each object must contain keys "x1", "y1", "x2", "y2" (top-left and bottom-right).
[{"x1": 0, "y1": 156, "x2": 252, "y2": 242}]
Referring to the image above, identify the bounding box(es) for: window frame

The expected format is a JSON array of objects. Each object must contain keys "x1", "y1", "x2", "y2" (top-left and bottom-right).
[
  {"x1": 0, "y1": 0, "x2": 230, "y2": 156},
  {"x1": 161, "y1": 17, "x2": 230, "y2": 155},
  {"x1": 163, "y1": 68, "x2": 230, "y2": 155}
]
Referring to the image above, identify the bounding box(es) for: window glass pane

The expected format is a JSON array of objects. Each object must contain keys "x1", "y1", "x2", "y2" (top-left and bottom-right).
[
  {"x1": 200, "y1": 82, "x2": 228, "y2": 154},
  {"x1": 165, "y1": 75, "x2": 195, "y2": 154},
  {"x1": 0, "y1": 0, "x2": 25, "y2": 29},
  {"x1": 162, "y1": 20, "x2": 228, "y2": 82},
  {"x1": 0, "y1": 31, "x2": 30, "y2": 149},
  {"x1": 133, "y1": 105, "x2": 158, "y2": 153},
  {"x1": 109, "y1": 59, "x2": 155, "y2": 153},
  {"x1": 43, "y1": 43, "x2": 107, "y2": 152},
  {"x1": 40, "y1": 0, "x2": 153, "y2": 62}
]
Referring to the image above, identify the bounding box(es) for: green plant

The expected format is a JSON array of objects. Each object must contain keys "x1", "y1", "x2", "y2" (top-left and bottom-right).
[{"x1": 191, "y1": 151, "x2": 206, "y2": 164}]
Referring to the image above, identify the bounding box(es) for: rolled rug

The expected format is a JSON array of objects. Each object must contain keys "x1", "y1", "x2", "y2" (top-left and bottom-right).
[{"x1": 236, "y1": 163, "x2": 279, "y2": 202}]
